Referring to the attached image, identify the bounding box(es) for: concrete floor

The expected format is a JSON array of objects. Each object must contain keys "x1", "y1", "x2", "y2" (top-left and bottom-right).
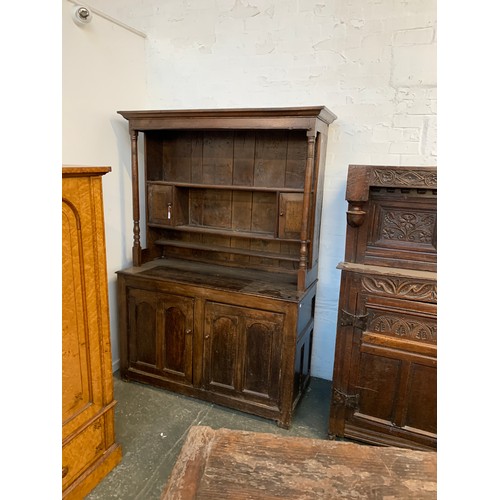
[{"x1": 86, "y1": 374, "x2": 333, "y2": 499}]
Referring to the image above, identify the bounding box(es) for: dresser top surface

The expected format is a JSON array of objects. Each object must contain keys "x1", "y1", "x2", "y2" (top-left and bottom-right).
[{"x1": 118, "y1": 259, "x2": 307, "y2": 302}]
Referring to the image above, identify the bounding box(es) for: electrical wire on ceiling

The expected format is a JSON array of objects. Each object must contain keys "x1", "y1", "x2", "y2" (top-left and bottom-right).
[{"x1": 65, "y1": 0, "x2": 146, "y2": 38}]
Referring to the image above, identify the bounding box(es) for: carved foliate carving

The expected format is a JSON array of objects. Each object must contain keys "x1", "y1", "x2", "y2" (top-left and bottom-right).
[
  {"x1": 361, "y1": 276, "x2": 437, "y2": 302},
  {"x1": 380, "y1": 209, "x2": 436, "y2": 243},
  {"x1": 368, "y1": 313, "x2": 437, "y2": 343},
  {"x1": 371, "y1": 169, "x2": 437, "y2": 188}
]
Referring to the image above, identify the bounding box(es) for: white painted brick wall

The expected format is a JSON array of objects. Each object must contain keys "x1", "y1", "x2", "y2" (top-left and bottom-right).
[{"x1": 89, "y1": 0, "x2": 437, "y2": 380}]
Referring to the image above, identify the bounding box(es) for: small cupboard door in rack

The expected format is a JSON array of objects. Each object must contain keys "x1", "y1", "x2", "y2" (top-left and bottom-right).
[
  {"x1": 203, "y1": 302, "x2": 284, "y2": 407},
  {"x1": 127, "y1": 288, "x2": 194, "y2": 385}
]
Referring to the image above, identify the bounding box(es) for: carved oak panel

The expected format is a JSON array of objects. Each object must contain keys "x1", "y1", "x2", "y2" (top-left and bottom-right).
[
  {"x1": 361, "y1": 275, "x2": 437, "y2": 303},
  {"x1": 368, "y1": 312, "x2": 437, "y2": 343},
  {"x1": 370, "y1": 168, "x2": 437, "y2": 188},
  {"x1": 363, "y1": 198, "x2": 437, "y2": 270}
]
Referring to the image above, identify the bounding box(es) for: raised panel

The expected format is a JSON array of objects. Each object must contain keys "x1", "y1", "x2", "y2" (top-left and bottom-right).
[
  {"x1": 206, "y1": 314, "x2": 238, "y2": 390},
  {"x1": 353, "y1": 352, "x2": 402, "y2": 423},
  {"x1": 163, "y1": 307, "x2": 187, "y2": 373},
  {"x1": 403, "y1": 363, "x2": 437, "y2": 434},
  {"x1": 243, "y1": 321, "x2": 272, "y2": 394},
  {"x1": 62, "y1": 201, "x2": 92, "y2": 423},
  {"x1": 360, "y1": 195, "x2": 437, "y2": 270},
  {"x1": 128, "y1": 290, "x2": 157, "y2": 369},
  {"x1": 62, "y1": 417, "x2": 105, "y2": 490},
  {"x1": 160, "y1": 295, "x2": 194, "y2": 383},
  {"x1": 242, "y1": 318, "x2": 281, "y2": 400}
]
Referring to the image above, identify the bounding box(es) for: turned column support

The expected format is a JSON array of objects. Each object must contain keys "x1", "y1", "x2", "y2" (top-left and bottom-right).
[
  {"x1": 130, "y1": 129, "x2": 142, "y2": 266},
  {"x1": 298, "y1": 133, "x2": 316, "y2": 291}
]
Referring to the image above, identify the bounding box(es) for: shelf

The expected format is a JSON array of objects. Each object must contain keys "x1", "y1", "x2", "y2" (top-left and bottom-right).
[
  {"x1": 146, "y1": 181, "x2": 305, "y2": 193},
  {"x1": 155, "y1": 239, "x2": 301, "y2": 262},
  {"x1": 148, "y1": 223, "x2": 303, "y2": 243}
]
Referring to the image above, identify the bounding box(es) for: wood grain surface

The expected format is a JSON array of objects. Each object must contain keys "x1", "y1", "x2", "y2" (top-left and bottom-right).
[{"x1": 161, "y1": 426, "x2": 437, "y2": 499}]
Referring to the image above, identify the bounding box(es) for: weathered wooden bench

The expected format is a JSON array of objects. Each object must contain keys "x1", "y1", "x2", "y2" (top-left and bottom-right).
[{"x1": 161, "y1": 426, "x2": 437, "y2": 499}]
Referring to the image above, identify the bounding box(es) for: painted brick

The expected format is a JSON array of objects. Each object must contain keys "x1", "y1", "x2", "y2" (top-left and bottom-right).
[
  {"x1": 389, "y1": 142, "x2": 421, "y2": 154},
  {"x1": 358, "y1": 87, "x2": 397, "y2": 103},
  {"x1": 393, "y1": 114, "x2": 427, "y2": 128},
  {"x1": 400, "y1": 155, "x2": 435, "y2": 165},
  {"x1": 394, "y1": 27, "x2": 435, "y2": 45},
  {"x1": 372, "y1": 124, "x2": 403, "y2": 142},
  {"x1": 402, "y1": 127, "x2": 421, "y2": 141},
  {"x1": 396, "y1": 99, "x2": 435, "y2": 115},
  {"x1": 370, "y1": 153, "x2": 402, "y2": 165},
  {"x1": 391, "y1": 44, "x2": 437, "y2": 86}
]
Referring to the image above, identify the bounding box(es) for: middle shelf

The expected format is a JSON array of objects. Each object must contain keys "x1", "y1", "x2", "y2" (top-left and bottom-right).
[{"x1": 154, "y1": 239, "x2": 301, "y2": 262}]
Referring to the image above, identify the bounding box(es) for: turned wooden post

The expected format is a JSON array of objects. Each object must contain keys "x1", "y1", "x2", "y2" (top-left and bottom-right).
[
  {"x1": 130, "y1": 129, "x2": 142, "y2": 266},
  {"x1": 298, "y1": 133, "x2": 316, "y2": 291}
]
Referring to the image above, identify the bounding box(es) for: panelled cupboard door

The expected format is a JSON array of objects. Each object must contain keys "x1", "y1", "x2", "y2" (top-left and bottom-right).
[
  {"x1": 62, "y1": 176, "x2": 108, "y2": 439},
  {"x1": 127, "y1": 288, "x2": 194, "y2": 385},
  {"x1": 335, "y1": 288, "x2": 437, "y2": 450},
  {"x1": 203, "y1": 302, "x2": 283, "y2": 406}
]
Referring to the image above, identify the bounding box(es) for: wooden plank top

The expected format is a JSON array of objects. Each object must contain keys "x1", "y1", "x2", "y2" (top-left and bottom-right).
[
  {"x1": 117, "y1": 106, "x2": 337, "y2": 133},
  {"x1": 62, "y1": 166, "x2": 111, "y2": 177},
  {"x1": 161, "y1": 426, "x2": 437, "y2": 499},
  {"x1": 117, "y1": 259, "x2": 304, "y2": 302}
]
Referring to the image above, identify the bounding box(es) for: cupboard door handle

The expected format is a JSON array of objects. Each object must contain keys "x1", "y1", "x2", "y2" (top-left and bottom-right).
[
  {"x1": 204, "y1": 335, "x2": 210, "y2": 340},
  {"x1": 186, "y1": 329, "x2": 192, "y2": 335},
  {"x1": 167, "y1": 203, "x2": 172, "y2": 220},
  {"x1": 279, "y1": 210, "x2": 284, "y2": 216},
  {"x1": 62, "y1": 466, "x2": 69, "y2": 478}
]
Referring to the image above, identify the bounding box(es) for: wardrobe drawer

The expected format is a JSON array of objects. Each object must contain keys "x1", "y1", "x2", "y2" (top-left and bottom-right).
[{"x1": 62, "y1": 416, "x2": 106, "y2": 490}]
